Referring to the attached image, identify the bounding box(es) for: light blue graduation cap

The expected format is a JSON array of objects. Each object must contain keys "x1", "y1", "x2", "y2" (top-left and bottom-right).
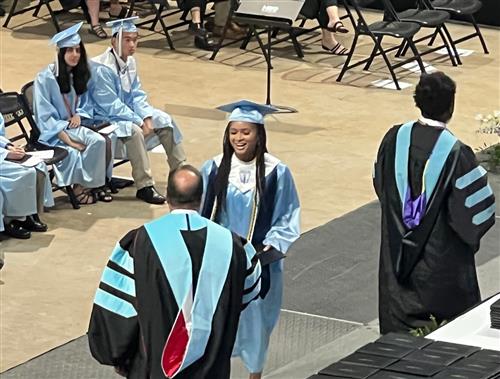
[
  {"x1": 50, "y1": 21, "x2": 83, "y2": 48},
  {"x1": 49, "y1": 22, "x2": 83, "y2": 77},
  {"x1": 217, "y1": 100, "x2": 279, "y2": 125},
  {"x1": 106, "y1": 16, "x2": 139, "y2": 57}
]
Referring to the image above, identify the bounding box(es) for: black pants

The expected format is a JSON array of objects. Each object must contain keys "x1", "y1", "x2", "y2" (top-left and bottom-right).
[{"x1": 300, "y1": 0, "x2": 338, "y2": 28}]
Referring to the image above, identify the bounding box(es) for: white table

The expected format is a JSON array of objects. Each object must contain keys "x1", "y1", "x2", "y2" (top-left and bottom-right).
[{"x1": 428, "y1": 293, "x2": 500, "y2": 351}]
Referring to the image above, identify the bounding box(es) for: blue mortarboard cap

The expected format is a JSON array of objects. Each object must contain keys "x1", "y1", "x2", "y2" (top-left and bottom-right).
[
  {"x1": 217, "y1": 100, "x2": 278, "y2": 125},
  {"x1": 106, "y1": 16, "x2": 139, "y2": 36},
  {"x1": 50, "y1": 22, "x2": 83, "y2": 48}
]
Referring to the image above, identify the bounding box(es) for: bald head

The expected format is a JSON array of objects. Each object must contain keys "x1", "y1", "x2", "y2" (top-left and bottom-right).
[{"x1": 166, "y1": 165, "x2": 203, "y2": 210}]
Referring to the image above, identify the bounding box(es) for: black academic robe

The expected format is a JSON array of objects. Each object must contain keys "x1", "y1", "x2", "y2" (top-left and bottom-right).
[
  {"x1": 87, "y1": 212, "x2": 261, "y2": 379},
  {"x1": 373, "y1": 122, "x2": 496, "y2": 334}
]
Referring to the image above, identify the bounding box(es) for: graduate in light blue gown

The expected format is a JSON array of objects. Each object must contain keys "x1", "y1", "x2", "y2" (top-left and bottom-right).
[
  {"x1": 0, "y1": 113, "x2": 54, "y2": 239},
  {"x1": 33, "y1": 22, "x2": 111, "y2": 205},
  {"x1": 87, "y1": 17, "x2": 186, "y2": 204},
  {"x1": 200, "y1": 100, "x2": 301, "y2": 379}
]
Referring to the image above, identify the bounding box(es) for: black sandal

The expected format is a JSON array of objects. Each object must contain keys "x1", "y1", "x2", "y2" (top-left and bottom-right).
[
  {"x1": 90, "y1": 24, "x2": 108, "y2": 39},
  {"x1": 76, "y1": 190, "x2": 97, "y2": 205},
  {"x1": 326, "y1": 21, "x2": 349, "y2": 34},
  {"x1": 94, "y1": 188, "x2": 113, "y2": 202},
  {"x1": 322, "y1": 42, "x2": 349, "y2": 56}
]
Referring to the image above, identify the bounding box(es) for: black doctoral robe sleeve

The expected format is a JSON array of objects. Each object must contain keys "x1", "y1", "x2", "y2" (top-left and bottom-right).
[
  {"x1": 88, "y1": 229, "x2": 140, "y2": 371},
  {"x1": 373, "y1": 126, "x2": 399, "y2": 200},
  {"x1": 447, "y1": 144, "x2": 496, "y2": 249}
]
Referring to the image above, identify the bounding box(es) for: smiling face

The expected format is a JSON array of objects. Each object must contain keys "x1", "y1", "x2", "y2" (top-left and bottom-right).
[
  {"x1": 63, "y1": 45, "x2": 81, "y2": 68},
  {"x1": 228, "y1": 121, "x2": 259, "y2": 162}
]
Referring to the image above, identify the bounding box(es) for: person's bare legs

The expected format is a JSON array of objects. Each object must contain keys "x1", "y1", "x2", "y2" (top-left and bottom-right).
[
  {"x1": 326, "y1": 5, "x2": 340, "y2": 28},
  {"x1": 321, "y1": 27, "x2": 338, "y2": 50},
  {"x1": 86, "y1": 0, "x2": 100, "y2": 26},
  {"x1": 191, "y1": 7, "x2": 201, "y2": 24},
  {"x1": 249, "y1": 373, "x2": 262, "y2": 379}
]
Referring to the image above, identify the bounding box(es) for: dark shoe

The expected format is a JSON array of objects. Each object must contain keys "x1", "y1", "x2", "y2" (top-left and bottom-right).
[
  {"x1": 4, "y1": 220, "x2": 31, "y2": 239},
  {"x1": 136, "y1": 186, "x2": 165, "y2": 204},
  {"x1": 194, "y1": 31, "x2": 217, "y2": 51},
  {"x1": 21, "y1": 214, "x2": 48, "y2": 232},
  {"x1": 326, "y1": 21, "x2": 349, "y2": 34},
  {"x1": 188, "y1": 22, "x2": 203, "y2": 34},
  {"x1": 322, "y1": 42, "x2": 349, "y2": 56}
]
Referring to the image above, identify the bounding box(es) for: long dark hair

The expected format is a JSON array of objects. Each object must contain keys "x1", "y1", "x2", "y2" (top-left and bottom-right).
[
  {"x1": 214, "y1": 122, "x2": 268, "y2": 217},
  {"x1": 56, "y1": 41, "x2": 90, "y2": 95}
]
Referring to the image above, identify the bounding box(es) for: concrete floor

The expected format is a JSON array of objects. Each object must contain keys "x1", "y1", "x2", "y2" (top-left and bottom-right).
[{"x1": 0, "y1": 4, "x2": 499, "y2": 373}]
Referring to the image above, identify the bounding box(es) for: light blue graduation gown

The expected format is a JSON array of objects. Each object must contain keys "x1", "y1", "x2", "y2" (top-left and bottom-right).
[
  {"x1": 0, "y1": 114, "x2": 54, "y2": 218},
  {"x1": 201, "y1": 153, "x2": 301, "y2": 373},
  {"x1": 89, "y1": 48, "x2": 183, "y2": 158},
  {"x1": 33, "y1": 65, "x2": 107, "y2": 188}
]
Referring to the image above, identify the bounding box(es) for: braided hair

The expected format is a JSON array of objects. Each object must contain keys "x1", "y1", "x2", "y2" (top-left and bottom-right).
[{"x1": 213, "y1": 122, "x2": 268, "y2": 218}]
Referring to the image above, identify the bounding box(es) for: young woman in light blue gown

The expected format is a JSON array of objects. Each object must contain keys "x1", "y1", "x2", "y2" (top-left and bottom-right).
[
  {"x1": 34, "y1": 22, "x2": 111, "y2": 205},
  {"x1": 200, "y1": 100, "x2": 301, "y2": 379}
]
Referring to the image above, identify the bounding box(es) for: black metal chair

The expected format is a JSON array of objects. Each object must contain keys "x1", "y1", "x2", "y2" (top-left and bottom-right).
[
  {"x1": 385, "y1": 0, "x2": 460, "y2": 66},
  {"x1": 422, "y1": 0, "x2": 488, "y2": 56},
  {"x1": 17, "y1": 83, "x2": 82, "y2": 209},
  {"x1": 210, "y1": 0, "x2": 355, "y2": 61},
  {"x1": 337, "y1": 0, "x2": 425, "y2": 90},
  {"x1": 3, "y1": 0, "x2": 90, "y2": 32}
]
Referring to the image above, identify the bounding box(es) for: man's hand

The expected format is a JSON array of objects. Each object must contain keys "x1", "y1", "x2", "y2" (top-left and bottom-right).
[
  {"x1": 68, "y1": 114, "x2": 81, "y2": 129},
  {"x1": 262, "y1": 245, "x2": 272, "y2": 252},
  {"x1": 6, "y1": 145, "x2": 26, "y2": 160},
  {"x1": 114, "y1": 366, "x2": 128, "y2": 377},
  {"x1": 141, "y1": 117, "x2": 154, "y2": 137}
]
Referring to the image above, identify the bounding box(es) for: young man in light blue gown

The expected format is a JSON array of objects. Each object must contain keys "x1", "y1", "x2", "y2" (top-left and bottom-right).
[
  {"x1": 88, "y1": 17, "x2": 187, "y2": 205},
  {"x1": 0, "y1": 114, "x2": 54, "y2": 240},
  {"x1": 33, "y1": 22, "x2": 109, "y2": 206},
  {"x1": 200, "y1": 100, "x2": 301, "y2": 379}
]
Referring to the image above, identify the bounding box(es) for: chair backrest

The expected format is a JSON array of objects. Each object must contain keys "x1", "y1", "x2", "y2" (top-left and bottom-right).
[
  {"x1": 344, "y1": 0, "x2": 377, "y2": 29},
  {"x1": 20, "y1": 81, "x2": 42, "y2": 143},
  {"x1": 0, "y1": 91, "x2": 33, "y2": 145},
  {"x1": 381, "y1": 0, "x2": 401, "y2": 20}
]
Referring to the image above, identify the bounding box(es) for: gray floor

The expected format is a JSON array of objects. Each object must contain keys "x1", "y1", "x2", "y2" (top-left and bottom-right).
[{"x1": 2, "y1": 175, "x2": 498, "y2": 379}]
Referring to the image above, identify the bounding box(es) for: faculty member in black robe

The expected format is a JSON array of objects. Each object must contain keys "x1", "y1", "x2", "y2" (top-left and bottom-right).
[
  {"x1": 88, "y1": 165, "x2": 261, "y2": 378},
  {"x1": 373, "y1": 72, "x2": 495, "y2": 334}
]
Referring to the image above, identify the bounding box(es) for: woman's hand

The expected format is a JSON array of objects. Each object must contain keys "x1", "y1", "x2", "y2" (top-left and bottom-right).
[
  {"x1": 68, "y1": 114, "x2": 81, "y2": 129},
  {"x1": 69, "y1": 141, "x2": 86, "y2": 151},
  {"x1": 6, "y1": 145, "x2": 26, "y2": 160},
  {"x1": 141, "y1": 117, "x2": 154, "y2": 137}
]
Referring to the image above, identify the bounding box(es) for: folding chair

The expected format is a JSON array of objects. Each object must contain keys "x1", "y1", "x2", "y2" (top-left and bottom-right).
[
  {"x1": 17, "y1": 83, "x2": 82, "y2": 209},
  {"x1": 422, "y1": 0, "x2": 489, "y2": 55},
  {"x1": 337, "y1": 0, "x2": 425, "y2": 90},
  {"x1": 385, "y1": 0, "x2": 460, "y2": 66},
  {"x1": 3, "y1": 0, "x2": 61, "y2": 31},
  {"x1": 210, "y1": 0, "x2": 356, "y2": 61},
  {"x1": 3, "y1": 0, "x2": 90, "y2": 32}
]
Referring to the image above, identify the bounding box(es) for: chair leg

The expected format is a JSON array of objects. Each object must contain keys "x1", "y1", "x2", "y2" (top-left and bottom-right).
[
  {"x1": 406, "y1": 38, "x2": 426, "y2": 74},
  {"x1": 337, "y1": 32, "x2": 358, "y2": 83},
  {"x1": 364, "y1": 35, "x2": 381, "y2": 71},
  {"x1": 437, "y1": 26, "x2": 457, "y2": 66},
  {"x1": 150, "y1": 4, "x2": 163, "y2": 31},
  {"x1": 428, "y1": 27, "x2": 438, "y2": 46},
  {"x1": 395, "y1": 40, "x2": 406, "y2": 58},
  {"x1": 289, "y1": 30, "x2": 304, "y2": 58},
  {"x1": 442, "y1": 24, "x2": 461, "y2": 65},
  {"x1": 210, "y1": 12, "x2": 233, "y2": 60},
  {"x1": 470, "y1": 15, "x2": 489, "y2": 54},
  {"x1": 240, "y1": 29, "x2": 254, "y2": 50},
  {"x1": 376, "y1": 38, "x2": 401, "y2": 90},
  {"x1": 32, "y1": 0, "x2": 44, "y2": 16},
  {"x1": 66, "y1": 186, "x2": 81, "y2": 210},
  {"x1": 2, "y1": 0, "x2": 19, "y2": 27},
  {"x1": 271, "y1": 28, "x2": 279, "y2": 38},
  {"x1": 45, "y1": 0, "x2": 61, "y2": 32},
  {"x1": 127, "y1": 0, "x2": 135, "y2": 17}
]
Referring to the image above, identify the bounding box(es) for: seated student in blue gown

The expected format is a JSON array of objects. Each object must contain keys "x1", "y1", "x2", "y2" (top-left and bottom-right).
[
  {"x1": 0, "y1": 114, "x2": 54, "y2": 240},
  {"x1": 33, "y1": 22, "x2": 112, "y2": 206},
  {"x1": 200, "y1": 100, "x2": 301, "y2": 379},
  {"x1": 89, "y1": 17, "x2": 187, "y2": 205}
]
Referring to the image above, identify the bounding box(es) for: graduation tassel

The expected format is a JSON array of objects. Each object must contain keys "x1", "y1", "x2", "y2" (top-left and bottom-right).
[
  {"x1": 54, "y1": 49, "x2": 59, "y2": 77},
  {"x1": 118, "y1": 26, "x2": 123, "y2": 59}
]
